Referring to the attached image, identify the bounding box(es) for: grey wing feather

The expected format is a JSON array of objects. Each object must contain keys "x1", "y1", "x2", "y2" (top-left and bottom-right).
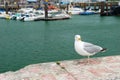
[{"x1": 83, "y1": 42, "x2": 102, "y2": 54}]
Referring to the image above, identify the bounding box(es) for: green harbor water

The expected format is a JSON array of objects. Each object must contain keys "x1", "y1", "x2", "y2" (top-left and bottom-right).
[{"x1": 0, "y1": 15, "x2": 120, "y2": 73}]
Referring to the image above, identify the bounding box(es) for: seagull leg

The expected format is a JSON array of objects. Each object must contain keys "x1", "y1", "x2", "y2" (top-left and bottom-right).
[{"x1": 87, "y1": 56, "x2": 90, "y2": 64}]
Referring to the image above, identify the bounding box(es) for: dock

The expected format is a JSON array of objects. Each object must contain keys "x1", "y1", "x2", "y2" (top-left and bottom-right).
[
  {"x1": 0, "y1": 55, "x2": 120, "y2": 80},
  {"x1": 34, "y1": 17, "x2": 71, "y2": 21}
]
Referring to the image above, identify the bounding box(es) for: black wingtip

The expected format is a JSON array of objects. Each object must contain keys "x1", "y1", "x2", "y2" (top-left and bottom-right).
[{"x1": 101, "y1": 48, "x2": 107, "y2": 52}]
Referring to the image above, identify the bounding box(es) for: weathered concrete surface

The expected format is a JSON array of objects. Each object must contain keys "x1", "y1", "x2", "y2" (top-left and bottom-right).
[{"x1": 0, "y1": 55, "x2": 120, "y2": 80}]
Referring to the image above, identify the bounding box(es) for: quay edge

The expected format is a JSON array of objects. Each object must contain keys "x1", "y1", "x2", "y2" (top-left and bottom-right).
[{"x1": 0, "y1": 55, "x2": 120, "y2": 80}]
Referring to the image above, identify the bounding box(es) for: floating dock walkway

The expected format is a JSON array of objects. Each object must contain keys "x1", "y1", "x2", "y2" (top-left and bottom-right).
[
  {"x1": 34, "y1": 17, "x2": 70, "y2": 21},
  {"x1": 0, "y1": 55, "x2": 120, "y2": 80}
]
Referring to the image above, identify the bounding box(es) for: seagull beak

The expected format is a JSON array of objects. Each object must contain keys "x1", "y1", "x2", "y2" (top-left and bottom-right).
[{"x1": 78, "y1": 38, "x2": 81, "y2": 41}]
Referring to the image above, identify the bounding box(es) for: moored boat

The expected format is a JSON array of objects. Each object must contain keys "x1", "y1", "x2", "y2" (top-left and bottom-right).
[
  {"x1": 79, "y1": 7, "x2": 96, "y2": 15},
  {"x1": 68, "y1": 7, "x2": 84, "y2": 15},
  {"x1": 34, "y1": 10, "x2": 71, "y2": 21}
]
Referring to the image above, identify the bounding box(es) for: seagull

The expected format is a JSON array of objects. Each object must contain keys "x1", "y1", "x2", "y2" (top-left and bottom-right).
[{"x1": 74, "y1": 35, "x2": 106, "y2": 63}]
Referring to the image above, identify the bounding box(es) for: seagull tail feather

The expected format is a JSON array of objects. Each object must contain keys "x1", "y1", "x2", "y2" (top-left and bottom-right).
[{"x1": 101, "y1": 48, "x2": 107, "y2": 52}]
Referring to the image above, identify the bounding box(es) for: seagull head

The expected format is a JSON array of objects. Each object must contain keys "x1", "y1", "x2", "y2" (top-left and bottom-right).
[{"x1": 75, "y1": 35, "x2": 81, "y2": 41}]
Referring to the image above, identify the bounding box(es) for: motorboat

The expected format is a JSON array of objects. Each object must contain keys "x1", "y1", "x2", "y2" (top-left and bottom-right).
[
  {"x1": 80, "y1": 7, "x2": 96, "y2": 15},
  {"x1": 0, "y1": 12, "x2": 6, "y2": 19},
  {"x1": 10, "y1": 13, "x2": 25, "y2": 20},
  {"x1": 34, "y1": 10, "x2": 71, "y2": 21},
  {"x1": 0, "y1": 11, "x2": 11, "y2": 19},
  {"x1": 20, "y1": 11, "x2": 51, "y2": 22},
  {"x1": 68, "y1": 7, "x2": 84, "y2": 15},
  {"x1": 51, "y1": 10, "x2": 71, "y2": 18}
]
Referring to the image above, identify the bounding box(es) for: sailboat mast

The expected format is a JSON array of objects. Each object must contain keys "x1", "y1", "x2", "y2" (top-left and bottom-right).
[{"x1": 88, "y1": 0, "x2": 91, "y2": 7}]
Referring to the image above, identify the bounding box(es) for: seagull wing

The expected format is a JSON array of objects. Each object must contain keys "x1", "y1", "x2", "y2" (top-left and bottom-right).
[{"x1": 83, "y1": 42, "x2": 102, "y2": 54}]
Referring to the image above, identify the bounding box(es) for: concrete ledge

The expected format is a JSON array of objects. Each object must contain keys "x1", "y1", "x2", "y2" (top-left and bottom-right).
[{"x1": 0, "y1": 55, "x2": 120, "y2": 80}]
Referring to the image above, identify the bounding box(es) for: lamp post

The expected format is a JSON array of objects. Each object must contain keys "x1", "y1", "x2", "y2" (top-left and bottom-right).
[
  {"x1": 38, "y1": 0, "x2": 41, "y2": 8},
  {"x1": 100, "y1": 1, "x2": 105, "y2": 16},
  {"x1": 5, "y1": 0, "x2": 8, "y2": 14},
  {"x1": 44, "y1": 0, "x2": 48, "y2": 19}
]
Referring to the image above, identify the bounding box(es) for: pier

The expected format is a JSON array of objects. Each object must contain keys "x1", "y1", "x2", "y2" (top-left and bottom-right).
[
  {"x1": 34, "y1": 17, "x2": 70, "y2": 21},
  {"x1": 0, "y1": 55, "x2": 120, "y2": 80},
  {"x1": 0, "y1": 1, "x2": 119, "y2": 11},
  {"x1": 0, "y1": 4, "x2": 38, "y2": 10}
]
